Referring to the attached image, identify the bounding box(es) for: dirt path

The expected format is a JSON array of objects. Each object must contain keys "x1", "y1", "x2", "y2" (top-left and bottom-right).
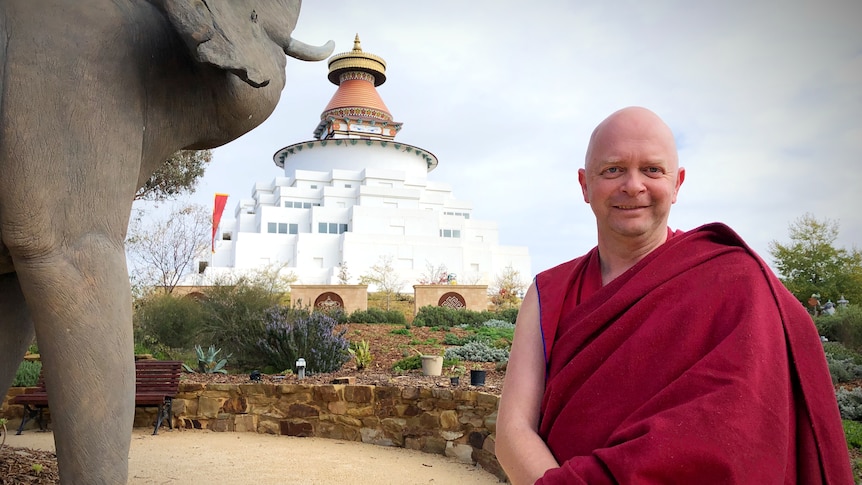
[{"x1": 5, "y1": 429, "x2": 501, "y2": 484}]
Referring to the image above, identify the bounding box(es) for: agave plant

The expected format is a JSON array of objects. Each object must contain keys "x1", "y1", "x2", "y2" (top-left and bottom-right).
[{"x1": 182, "y1": 345, "x2": 232, "y2": 374}]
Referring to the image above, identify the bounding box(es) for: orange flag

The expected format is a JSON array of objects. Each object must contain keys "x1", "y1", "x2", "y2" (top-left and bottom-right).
[{"x1": 212, "y1": 193, "x2": 229, "y2": 253}]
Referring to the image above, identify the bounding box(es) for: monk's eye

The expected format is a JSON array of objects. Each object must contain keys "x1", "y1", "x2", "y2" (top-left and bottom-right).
[
  {"x1": 603, "y1": 167, "x2": 620, "y2": 174},
  {"x1": 643, "y1": 166, "x2": 664, "y2": 176}
]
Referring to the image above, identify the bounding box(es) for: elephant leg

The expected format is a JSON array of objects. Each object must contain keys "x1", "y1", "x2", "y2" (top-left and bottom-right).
[
  {"x1": 14, "y1": 242, "x2": 134, "y2": 485},
  {"x1": 0, "y1": 272, "x2": 35, "y2": 397}
]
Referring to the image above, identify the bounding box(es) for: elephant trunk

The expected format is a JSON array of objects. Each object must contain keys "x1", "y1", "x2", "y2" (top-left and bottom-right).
[{"x1": 283, "y1": 37, "x2": 335, "y2": 61}]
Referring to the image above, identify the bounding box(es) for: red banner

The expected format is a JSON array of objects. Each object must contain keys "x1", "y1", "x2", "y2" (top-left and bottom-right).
[{"x1": 212, "y1": 193, "x2": 229, "y2": 253}]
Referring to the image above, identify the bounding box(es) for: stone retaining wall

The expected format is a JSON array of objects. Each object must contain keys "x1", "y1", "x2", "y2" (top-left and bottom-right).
[{"x1": 3, "y1": 382, "x2": 508, "y2": 482}]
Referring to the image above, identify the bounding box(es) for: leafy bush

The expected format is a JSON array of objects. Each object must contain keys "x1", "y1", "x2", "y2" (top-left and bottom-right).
[
  {"x1": 474, "y1": 326, "x2": 515, "y2": 348},
  {"x1": 390, "y1": 328, "x2": 411, "y2": 336},
  {"x1": 824, "y1": 341, "x2": 862, "y2": 364},
  {"x1": 836, "y1": 387, "x2": 862, "y2": 420},
  {"x1": 827, "y1": 354, "x2": 862, "y2": 384},
  {"x1": 844, "y1": 419, "x2": 862, "y2": 449},
  {"x1": 444, "y1": 332, "x2": 469, "y2": 345},
  {"x1": 444, "y1": 340, "x2": 510, "y2": 362},
  {"x1": 816, "y1": 305, "x2": 862, "y2": 352},
  {"x1": 196, "y1": 277, "x2": 281, "y2": 367},
  {"x1": 348, "y1": 307, "x2": 407, "y2": 325},
  {"x1": 413, "y1": 306, "x2": 505, "y2": 329},
  {"x1": 13, "y1": 360, "x2": 42, "y2": 387},
  {"x1": 348, "y1": 340, "x2": 372, "y2": 370},
  {"x1": 257, "y1": 306, "x2": 350, "y2": 374},
  {"x1": 497, "y1": 307, "x2": 520, "y2": 324},
  {"x1": 133, "y1": 292, "x2": 204, "y2": 349}
]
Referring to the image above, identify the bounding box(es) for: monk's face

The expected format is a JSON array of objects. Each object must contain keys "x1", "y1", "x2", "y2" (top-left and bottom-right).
[{"x1": 578, "y1": 107, "x2": 685, "y2": 243}]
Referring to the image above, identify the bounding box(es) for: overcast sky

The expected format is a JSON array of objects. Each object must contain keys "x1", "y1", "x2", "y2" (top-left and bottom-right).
[{"x1": 160, "y1": 0, "x2": 862, "y2": 279}]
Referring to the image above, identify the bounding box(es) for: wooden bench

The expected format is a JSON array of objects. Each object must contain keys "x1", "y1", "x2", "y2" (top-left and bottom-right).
[{"x1": 11, "y1": 360, "x2": 183, "y2": 435}]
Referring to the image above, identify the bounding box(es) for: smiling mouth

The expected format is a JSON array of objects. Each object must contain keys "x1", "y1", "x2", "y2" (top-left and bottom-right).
[{"x1": 614, "y1": 205, "x2": 647, "y2": 210}]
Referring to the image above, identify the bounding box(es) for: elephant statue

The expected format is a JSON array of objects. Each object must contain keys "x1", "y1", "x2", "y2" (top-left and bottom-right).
[{"x1": 0, "y1": 1, "x2": 333, "y2": 482}]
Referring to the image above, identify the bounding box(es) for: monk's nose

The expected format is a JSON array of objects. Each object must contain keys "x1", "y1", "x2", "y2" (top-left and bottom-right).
[{"x1": 620, "y1": 172, "x2": 646, "y2": 195}]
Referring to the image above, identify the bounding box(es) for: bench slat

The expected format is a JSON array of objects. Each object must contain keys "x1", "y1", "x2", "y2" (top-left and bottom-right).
[{"x1": 11, "y1": 360, "x2": 184, "y2": 435}]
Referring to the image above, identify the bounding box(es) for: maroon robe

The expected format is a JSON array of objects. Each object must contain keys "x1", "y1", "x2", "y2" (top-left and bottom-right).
[{"x1": 534, "y1": 223, "x2": 852, "y2": 484}]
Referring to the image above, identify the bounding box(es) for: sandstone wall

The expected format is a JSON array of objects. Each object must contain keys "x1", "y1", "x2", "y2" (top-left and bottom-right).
[{"x1": 3, "y1": 382, "x2": 507, "y2": 482}]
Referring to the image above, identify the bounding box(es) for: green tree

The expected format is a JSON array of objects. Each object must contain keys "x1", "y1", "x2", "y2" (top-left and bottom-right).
[
  {"x1": 134, "y1": 150, "x2": 212, "y2": 201},
  {"x1": 768, "y1": 213, "x2": 862, "y2": 306}
]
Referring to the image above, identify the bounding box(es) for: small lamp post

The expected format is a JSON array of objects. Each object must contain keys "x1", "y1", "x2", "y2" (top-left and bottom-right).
[
  {"x1": 838, "y1": 295, "x2": 849, "y2": 308},
  {"x1": 296, "y1": 358, "x2": 306, "y2": 379}
]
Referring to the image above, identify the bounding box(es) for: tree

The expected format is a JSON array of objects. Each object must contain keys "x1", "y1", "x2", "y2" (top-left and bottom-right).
[
  {"x1": 489, "y1": 265, "x2": 526, "y2": 311},
  {"x1": 134, "y1": 150, "x2": 212, "y2": 201},
  {"x1": 126, "y1": 204, "x2": 210, "y2": 293},
  {"x1": 359, "y1": 255, "x2": 407, "y2": 310},
  {"x1": 418, "y1": 261, "x2": 450, "y2": 285},
  {"x1": 768, "y1": 213, "x2": 862, "y2": 307},
  {"x1": 337, "y1": 261, "x2": 351, "y2": 284},
  {"x1": 246, "y1": 263, "x2": 297, "y2": 300}
]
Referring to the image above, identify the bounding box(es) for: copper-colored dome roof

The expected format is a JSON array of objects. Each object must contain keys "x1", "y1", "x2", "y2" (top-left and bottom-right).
[
  {"x1": 320, "y1": 35, "x2": 392, "y2": 122},
  {"x1": 321, "y1": 78, "x2": 392, "y2": 121}
]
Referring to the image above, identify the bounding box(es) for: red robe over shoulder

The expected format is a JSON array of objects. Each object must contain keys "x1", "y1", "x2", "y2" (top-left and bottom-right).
[{"x1": 534, "y1": 223, "x2": 852, "y2": 484}]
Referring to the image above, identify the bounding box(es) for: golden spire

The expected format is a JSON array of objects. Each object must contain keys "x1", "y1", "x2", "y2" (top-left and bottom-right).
[{"x1": 327, "y1": 33, "x2": 387, "y2": 86}]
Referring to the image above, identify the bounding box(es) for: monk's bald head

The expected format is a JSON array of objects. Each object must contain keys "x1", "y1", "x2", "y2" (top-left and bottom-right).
[{"x1": 585, "y1": 107, "x2": 678, "y2": 170}]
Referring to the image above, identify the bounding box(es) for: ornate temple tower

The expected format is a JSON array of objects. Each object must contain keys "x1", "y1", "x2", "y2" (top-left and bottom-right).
[{"x1": 201, "y1": 36, "x2": 530, "y2": 292}]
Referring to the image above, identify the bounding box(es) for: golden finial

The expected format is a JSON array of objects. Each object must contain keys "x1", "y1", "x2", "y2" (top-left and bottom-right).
[{"x1": 327, "y1": 33, "x2": 387, "y2": 86}]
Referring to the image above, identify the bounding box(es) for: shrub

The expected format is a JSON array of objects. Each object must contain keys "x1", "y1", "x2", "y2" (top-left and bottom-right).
[
  {"x1": 474, "y1": 326, "x2": 515, "y2": 348},
  {"x1": 389, "y1": 328, "x2": 411, "y2": 336},
  {"x1": 257, "y1": 306, "x2": 349, "y2": 374},
  {"x1": 827, "y1": 354, "x2": 862, "y2": 384},
  {"x1": 816, "y1": 305, "x2": 862, "y2": 352},
  {"x1": 836, "y1": 387, "x2": 862, "y2": 420},
  {"x1": 13, "y1": 360, "x2": 42, "y2": 387},
  {"x1": 497, "y1": 307, "x2": 520, "y2": 324},
  {"x1": 197, "y1": 277, "x2": 281, "y2": 367},
  {"x1": 844, "y1": 419, "x2": 862, "y2": 449},
  {"x1": 444, "y1": 332, "x2": 469, "y2": 345},
  {"x1": 133, "y1": 292, "x2": 204, "y2": 349},
  {"x1": 483, "y1": 319, "x2": 515, "y2": 329},
  {"x1": 348, "y1": 340, "x2": 372, "y2": 370},
  {"x1": 824, "y1": 341, "x2": 862, "y2": 364},
  {"x1": 444, "y1": 340, "x2": 510, "y2": 362},
  {"x1": 348, "y1": 308, "x2": 406, "y2": 325},
  {"x1": 413, "y1": 306, "x2": 503, "y2": 328}
]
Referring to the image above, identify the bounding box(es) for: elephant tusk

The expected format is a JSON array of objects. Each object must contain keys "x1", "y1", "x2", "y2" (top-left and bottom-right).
[{"x1": 284, "y1": 37, "x2": 335, "y2": 61}]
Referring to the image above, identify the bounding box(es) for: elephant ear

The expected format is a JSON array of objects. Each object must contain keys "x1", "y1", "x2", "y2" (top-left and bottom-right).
[{"x1": 163, "y1": 0, "x2": 274, "y2": 88}]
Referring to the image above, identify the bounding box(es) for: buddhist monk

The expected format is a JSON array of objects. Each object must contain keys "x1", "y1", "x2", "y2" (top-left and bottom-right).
[{"x1": 496, "y1": 107, "x2": 852, "y2": 484}]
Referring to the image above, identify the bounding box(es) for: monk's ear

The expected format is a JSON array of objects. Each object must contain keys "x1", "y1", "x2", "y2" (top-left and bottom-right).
[
  {"x1": 672, "y1": 167, "x2": 685, "y2": 203},
  {"x1": 578, "y1": 168, "x2": 590, "y2": 203}
]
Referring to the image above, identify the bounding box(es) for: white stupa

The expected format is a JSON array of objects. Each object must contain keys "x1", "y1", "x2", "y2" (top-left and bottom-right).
[{"x1": 197, "y1": 36, "x2": 530, "y2": 292}]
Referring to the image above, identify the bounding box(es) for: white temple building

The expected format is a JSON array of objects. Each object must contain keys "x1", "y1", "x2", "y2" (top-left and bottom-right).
[{"x1": 196, "y1": 36, "x2": 530, "y2": 292}]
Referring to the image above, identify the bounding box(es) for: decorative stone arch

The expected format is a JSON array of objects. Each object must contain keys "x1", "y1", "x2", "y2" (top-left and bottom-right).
[
  {"x1": 314, "y1": 292, "x2": 344, "y2": 312},
  {"x1": 290, "y1": 285, "x2": 368, "y2": 315},
  {"x1": 413, "y1": 285, "x2": 489, "y2": 315},
  {"x1": 438, "y1": 292, "x2": 466, "y2": 309}
]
